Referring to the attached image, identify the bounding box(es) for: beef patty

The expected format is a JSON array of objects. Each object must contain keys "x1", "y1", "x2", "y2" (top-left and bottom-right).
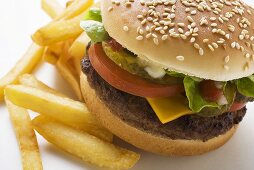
[{"x1": 81, "y1": 58, "x2": 246, "y2": 142}]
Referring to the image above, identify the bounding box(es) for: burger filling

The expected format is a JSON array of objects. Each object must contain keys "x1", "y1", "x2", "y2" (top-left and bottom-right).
[{"x1": 80, "y1": 8, "x2": 254, "y2": 124}]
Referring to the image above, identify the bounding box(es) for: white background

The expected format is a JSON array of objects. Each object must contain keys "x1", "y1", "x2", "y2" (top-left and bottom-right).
[{"x1": 0, "y1": 0, "x2": 254, "y2": 170}]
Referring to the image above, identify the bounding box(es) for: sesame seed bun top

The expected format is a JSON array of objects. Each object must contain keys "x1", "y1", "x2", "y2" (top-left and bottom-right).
[{"x1": 101, "y1": 0, "x2": 254, "y2": 81}]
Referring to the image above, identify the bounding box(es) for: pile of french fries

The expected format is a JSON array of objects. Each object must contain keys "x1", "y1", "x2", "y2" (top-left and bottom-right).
[{"x1": 0, "y1": 0, "x2": 140, "y2": 169}]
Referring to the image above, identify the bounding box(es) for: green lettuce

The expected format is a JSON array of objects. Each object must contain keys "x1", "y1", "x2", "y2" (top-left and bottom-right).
[
  {"x1": 80, "y1": 8, "x2": 108, "y2": 43},
  {"x1": 80, "y1": 20, "x2": 109, "y2": 43},
  {"x1": 183, "y1": 76, "x2": 219, "y2": 112},
  {"x1": 83, "y1": 8, "x2": 102, "y2": 22},
  {"x1": 236, "y1": 75, "x2": 254, "y2": 97},
  {"x1": 165, "y1": 71, "x2": 185, "y2": 78}
]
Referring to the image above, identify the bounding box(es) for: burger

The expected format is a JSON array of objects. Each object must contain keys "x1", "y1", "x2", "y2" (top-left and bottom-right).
[{"x1": 79, "y1": 0, "x2": 254, "y2": 156}]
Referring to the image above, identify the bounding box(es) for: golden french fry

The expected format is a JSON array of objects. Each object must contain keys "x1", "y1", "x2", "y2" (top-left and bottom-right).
[
  {"x1": 56, "y1": 56, "x2": 83, "y2": 101},
  {"x1": 55, "y1": 0, "x2": 94, "y2": 20},
  {"x1": 42, "y1": 47, "x2": 59, "y2": 65},
  {"x1": 18, "y1": 74, "x2": 113, "y2": 142},
  {"x1": 33, "y1": 116, "x2": 140, "y2": 170},
  {"x1": 69, "y1": 31, "x2": 90, "y2": 60},
  {"x1": 32, "y1": 16, "x2": 83, "y2": 46},
  {"x1": 5, "y1": 99, "x2": 43, "y2": 170},
  {"x1": 5, "y1": 85, "x2": 98, "y2": 128},
  {"x1": 18, "y1": 74, "x2": 65, "y2": 97},
  {"x1": 0, "y1": 43, "x2": 44, "y2": 102},
  {"x1": 32, "y1": 0, "x2": 93, "y2": 46},
  {"x1": 41, "y1": 0, "x2": 64, "y2": 19}
]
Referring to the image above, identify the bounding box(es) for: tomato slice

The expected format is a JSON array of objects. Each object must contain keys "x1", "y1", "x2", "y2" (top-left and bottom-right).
[
  {"x1": 229, "y1": 102, "x2": 246, "y2": 112},
  {"x1": 200, "y1": 80, "x2": 223, "y2": 102},
  {"x1": 88, "y1": 44, "x2": 184, "y2": 98}
]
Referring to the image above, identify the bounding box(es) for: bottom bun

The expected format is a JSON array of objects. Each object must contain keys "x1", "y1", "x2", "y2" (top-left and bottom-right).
[{"x1": 80, "y1": 72, "x2": 238, "y2": 156}]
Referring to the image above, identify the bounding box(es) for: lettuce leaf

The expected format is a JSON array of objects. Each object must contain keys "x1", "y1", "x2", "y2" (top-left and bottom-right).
[
  {"x1": 236, "y1": 75, "x2": 254, "y2": 97},
  {"x1": 183, "y1": 76, "x2": 219, "y2": 112},
  {"x1": 165, "y1": 71, "x2": 185, "y2": 78},
  {"x1": 80, "y1": 20, "x2": 109, "y2": 43},
  {"x1": 83, "y1": 8, "x2": 102, "y2": 22}
]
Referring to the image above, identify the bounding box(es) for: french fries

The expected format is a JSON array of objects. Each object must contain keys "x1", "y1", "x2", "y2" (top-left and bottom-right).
[
  {"x1": 68, "y1": 32, "x2": 91, "y2": 73},
  {"x1": 33, "y1": 116, "x2": 140, "y2": 170},
  {"x1": 56, "y1": 56, "x2": 83, "y2": 100},
  {"x1": 18, "y1": 74, "x2": 66, "y2": 97},
  {"x1": 0, "y1": 43, "x2": 44, "y2": 102},
  {"x1": 18, "y1": 74, "x2": 113, "y2": 142},
  {"x1": 32, "y1": 16, "x2": 83, "y2": 46},
  {"x1": 33, "y1": 0, "x2": 93, "y2": 46},
  {"x1": 41, "y1": 0, "x2": 64, "y2": 19},
  {"x1": 69, "y1": 31, "x2": 90, "y2": 58},
  {"x1": 55, "y1": 0, "x2": 94, "y2": 21},
  {"x1": 5, "y1": 99, "x2": 43, "y2": 170},
  {"x1": 5, "y1": 85, "x2": 97, "y2": 127}
]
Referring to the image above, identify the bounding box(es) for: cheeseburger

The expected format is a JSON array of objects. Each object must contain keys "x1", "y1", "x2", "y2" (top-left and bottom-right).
[{"x1": 80, "y1": 0, "x2": 254, "y2": 156}]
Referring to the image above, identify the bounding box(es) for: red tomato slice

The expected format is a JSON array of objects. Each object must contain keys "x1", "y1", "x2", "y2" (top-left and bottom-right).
[
  {"x1": 229, "y1": 102, "x2": 246, "y2": 112},
  {"x1": 200, "y1": 80, "x2": 223, "y2": 102},
  {"x1": 88, "y1": 44, "x2": 184, "y2": 98}
]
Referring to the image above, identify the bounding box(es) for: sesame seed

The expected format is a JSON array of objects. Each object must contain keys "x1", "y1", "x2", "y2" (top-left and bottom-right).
[
  {"x1": 203, "y1": 39, "x2": 209, "y2": 43},
  {"x1": 194, "y1": 43, "x2": 200, "y2": 49},
  {"x1": 231, "y1": 42, "x2": 236, "y2": 48},
  {"x1": 211, "y1": 23, "x2": 217, "y2": 27},
  {"x1": 208, "y1": 44, "x2": 215, "y2": 51},
  {"x1": 225, "y1": 34, "x2": 230, "y2": 39},
  {"x1": 162, "y1": 35, "x2": 168, "y2": 41},
  {"x1": 239, "y1": 34, "x2": 244, "y2": 40},
  {"x1": 136, "y1": 36, "x2": 143, "y2": 41},
  {"x1": 176, "y1": 56, "x2": 184, "y2": 61},
  {"x1": 190, "y1": 37, "x2": 196, "y2": 43},
  {"x1": 146, "y1": 33, "x2": 152, "y2": 39},
  {"x1": 191, "y1": 10, "x2": 197, "y2": 15},
  {"x1": 199, "y1": 48, "x2": 204, "y2": 56},
  {"x1": 187, "y1": 16, "x2": 194, "y2": 23},
  {"x1": 123, "y1": 26, "x2": 129, "y2": 32},
  {"x1": 153, "y1": 38, "x2": 159, "y2": 45},
  {"x1": 178, "y1": 23, "x2": 185, "y2": 27},
  {"x1": 225, "y1": 55, "x2": 230, "y2": 63},
  {"x1": 212, "y1": 43, "x2": 219, "y2": 48}
]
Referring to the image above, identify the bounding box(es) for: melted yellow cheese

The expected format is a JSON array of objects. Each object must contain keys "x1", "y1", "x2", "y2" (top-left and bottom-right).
[{"x1": 147, "y1": 95, "x2": 193, "y2": 124}]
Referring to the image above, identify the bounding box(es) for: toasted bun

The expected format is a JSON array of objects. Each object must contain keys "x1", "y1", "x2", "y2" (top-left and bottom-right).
[
  {"x1": 80, "y1": 73, "x2": 238, "y2": 156},
  {"x1": 101, "y1": 0, "x2": 254, "y2": 81}
]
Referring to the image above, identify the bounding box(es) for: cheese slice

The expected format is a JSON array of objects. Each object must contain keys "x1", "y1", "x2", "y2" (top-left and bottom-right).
[{"x1": 147, "y1": 95, "x2": 193, "y2": 124}]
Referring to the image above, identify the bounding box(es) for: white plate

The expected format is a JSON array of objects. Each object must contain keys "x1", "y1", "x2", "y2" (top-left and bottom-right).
[{"x1": 0, "y1": 1, "x2": 254, "y2": 170}]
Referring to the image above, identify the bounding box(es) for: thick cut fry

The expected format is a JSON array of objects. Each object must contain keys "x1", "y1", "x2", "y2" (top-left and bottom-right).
[
  {"x1": 56, "y1": 56, "x2": 83, "y2": 101},
  {"x1": 32, "y1": 16, "x2": 83, "y2": 46},
  {"x1": 69, "y1": 31, "x2": 90, "y2": 60},
  {"x1": 18, "y1": 74, "x2": 66, "y2": 97},
  {"x1": 43, "y1": 47, "x2": 59, "y2": 65},
  {"x1": 5, "y1": 99, "x2": 43, "y2": 170},
  {"x1": 5, "y1": 85, "x2": 97, "y2": 127},
  {"x1": 55, "y1": 0, "x2": 94, "y2": 20},
  {"x1": 0, "y1": 43, "x2": 44, "y2": 101},
  {"x1": 33, "y1": 116, "x2": 140, "y2": 170},
  {"x1": 18, "y1": 75, "x2": 113, "y2": 142},
  {"x1": 32, "y1": 0, "x2": 94, "y2": 46},
  {"x1": 41, "y1": 0, "x2": 64, "y2": 19}
]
